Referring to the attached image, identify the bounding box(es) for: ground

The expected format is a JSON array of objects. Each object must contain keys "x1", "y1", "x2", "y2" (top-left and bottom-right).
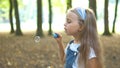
[{"x1": 0, "y1": 32, "x2": 120, "y2": 68}]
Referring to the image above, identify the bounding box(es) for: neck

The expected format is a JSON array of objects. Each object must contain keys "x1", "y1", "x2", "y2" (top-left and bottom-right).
[
  {"x1": 73, "y1": 35, "x2": 81, "y2": 44},
  {"x1": 74, "y1": 39, "x2": 80, "y2": 44}
]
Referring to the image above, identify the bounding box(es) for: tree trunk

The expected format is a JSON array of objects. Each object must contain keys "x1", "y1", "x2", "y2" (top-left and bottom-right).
[
  {"x1": 112, "y1": 0, "x2": 118, "y2": 33},
  {"x1": 13, "y1": 0, "x2": 23, "y2": 36},
  {"x1": 48, "y1": 0, "x2": 53, "y2": 35},
  {"x1": 66, "y1": 0, "x2": 72, "y2": 11},
  {"x1": 36, "y1": 0, "x2": 44, "y2": 37},
  {"x1": 9, "y1": 0, "x2": 14, "y2": 34},
  {"x1": 89, "y1": 0, "x2": 97, "y2": 19},
  {"x1": 103, "y1": 0, "x2": 111, "y2": 36}
]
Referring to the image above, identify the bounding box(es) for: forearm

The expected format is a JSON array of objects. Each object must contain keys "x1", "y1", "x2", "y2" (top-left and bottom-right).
[{"x1": 57, "y1": 42, "x2": 65, "y2": 63}]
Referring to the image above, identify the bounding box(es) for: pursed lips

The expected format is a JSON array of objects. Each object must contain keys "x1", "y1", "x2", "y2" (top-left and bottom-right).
[{"x1": 64, "y1": 27, "x2": 66, "y2": 30}]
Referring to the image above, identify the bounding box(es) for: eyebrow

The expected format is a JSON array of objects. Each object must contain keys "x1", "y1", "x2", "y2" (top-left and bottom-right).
[{"x1": 66, "y1": 17, "x2": 71, "y2": 20}]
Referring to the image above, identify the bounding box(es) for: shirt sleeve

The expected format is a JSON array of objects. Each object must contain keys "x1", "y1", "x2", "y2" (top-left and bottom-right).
[{"x1": 89, "y1": 47, "x2": 96, "y2": 59}]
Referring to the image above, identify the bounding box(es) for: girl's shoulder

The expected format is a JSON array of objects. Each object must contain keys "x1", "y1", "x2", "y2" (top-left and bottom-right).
[{"x1": 67, "y1": 40, "x2": 80, "y2": 52}]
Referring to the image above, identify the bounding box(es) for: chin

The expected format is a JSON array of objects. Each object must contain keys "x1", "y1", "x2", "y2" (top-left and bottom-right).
[
  {"x1": 65, "y1": 31, "x2": 71, "y2": 35},
  {"x1": 65, "y1": 32, "x2": 71, "y2": 35}
]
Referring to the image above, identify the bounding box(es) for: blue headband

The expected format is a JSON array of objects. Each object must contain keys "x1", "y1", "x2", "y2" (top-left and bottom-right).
[{"x1": 76, "y1": 8, "x2": 86, "y2": 20}]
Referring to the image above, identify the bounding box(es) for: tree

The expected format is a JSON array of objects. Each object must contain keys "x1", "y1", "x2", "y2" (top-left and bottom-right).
[
  {"x1": 112, "y1": 0, "x2": 119, "y2": 33},
  {"x1": 89, "y1": 0, "x2": 97, "y2": 19},
  {"x1": 48, "y1": 0, "x2": 53, "y2": 35},
  {"x1": 66, "y1": 0, "x2": 72, "y2": 11},
  {"x1": 13, "y1": 0, "x2": 23, "y2": 36},
  {"x1": 103, "y1": 0, "x2": 111, "y2": 35},
  {"x1": 36, "y1": 0, "x2": 44, "y2": 37},
  {"x1": 9, "y1": 0, "x2": 14, "y2": 34}
]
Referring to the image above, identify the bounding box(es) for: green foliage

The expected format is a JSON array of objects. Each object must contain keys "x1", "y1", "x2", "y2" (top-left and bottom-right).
[
  {"x1": 0, "y1": 0, "x2": 9, "y2": 8},
  {"x1": 52, "y1": 0, "x2": 62, "y2": 7},
  {"x1": 0, "y1": 0, "x2": 24, "y2": 11},
  {"x1": 18, "y1": 0, "x2": 24, "y2": 8},
  {"x1": 52, "y1": 0, "x2": 66, "y2": 13},
  {"x1": 0, "y1": 0, "x2": 24, "y2": 22},
  {"x1": 0, "y1": 0, "x2": 9, "y2": 22}
]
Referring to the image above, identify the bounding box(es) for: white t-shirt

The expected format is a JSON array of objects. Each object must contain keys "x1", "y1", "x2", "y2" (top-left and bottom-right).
[{"x1": 65, "y1": 42, "x2": 96, "y2": 68}]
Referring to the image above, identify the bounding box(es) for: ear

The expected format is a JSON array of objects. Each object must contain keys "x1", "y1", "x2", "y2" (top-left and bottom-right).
[{"x1": 78, "y1": 24, "x2": 84, "y2": 32}]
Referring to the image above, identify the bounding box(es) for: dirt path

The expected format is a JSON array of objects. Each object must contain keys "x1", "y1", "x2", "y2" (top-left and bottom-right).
[{"x1": 0, "y1": 33, "x2": 120, "y2": 68}]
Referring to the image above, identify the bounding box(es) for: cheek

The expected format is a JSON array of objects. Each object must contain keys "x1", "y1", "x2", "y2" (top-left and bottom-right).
[{"x1": 66, "y1": 24, "x2": 80, "y2": 34}]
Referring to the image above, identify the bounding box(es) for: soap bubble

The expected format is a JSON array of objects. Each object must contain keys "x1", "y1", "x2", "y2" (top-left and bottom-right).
[{"x1": 34, "y1": 36, "x2": 40, "y2": 43}]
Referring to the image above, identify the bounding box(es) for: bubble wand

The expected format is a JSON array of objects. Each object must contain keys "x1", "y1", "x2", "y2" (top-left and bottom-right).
[{"x1": 53, "y1": 33, "x2": 59, "y2": 38}]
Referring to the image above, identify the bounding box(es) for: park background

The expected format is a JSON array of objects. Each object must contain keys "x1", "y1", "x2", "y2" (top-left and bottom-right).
[{"x1": 0, "y1": 0, "x2": 120, "y2": 68}]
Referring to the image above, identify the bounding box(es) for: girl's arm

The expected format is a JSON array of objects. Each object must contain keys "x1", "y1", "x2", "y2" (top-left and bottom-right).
[
  {"x1": 54, "y1": 33, "x2": 65, "y2": 63},
  {"x1": 87, "y1": 58, "x2": 102, "y2": 68}
]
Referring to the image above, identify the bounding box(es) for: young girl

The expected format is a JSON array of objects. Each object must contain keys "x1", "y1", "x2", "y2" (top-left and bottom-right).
[{"x1": 54, "y1": 7, "x2": 103, "y2": 68}]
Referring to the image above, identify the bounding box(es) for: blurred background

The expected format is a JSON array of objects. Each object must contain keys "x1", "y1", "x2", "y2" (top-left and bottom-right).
[
  {"x1": 0, "y1": 0, "x2": 120, "y2": 35},
  {"x1": 0, "y1": 0, "x2": 120, "y2": 68}
]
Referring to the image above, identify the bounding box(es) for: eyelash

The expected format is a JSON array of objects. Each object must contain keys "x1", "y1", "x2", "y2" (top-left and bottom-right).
[
  {"x1": 67, "y1": 21, "x2": 71, "y2": 23},
  {"x1": 66, "y1": 20, "x2": 71, "y2": 23}
]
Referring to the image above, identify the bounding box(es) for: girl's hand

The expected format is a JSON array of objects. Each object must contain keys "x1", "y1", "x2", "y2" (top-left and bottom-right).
[{"x1": 53, "y1": 33, "x2": 62, "y2": 44}]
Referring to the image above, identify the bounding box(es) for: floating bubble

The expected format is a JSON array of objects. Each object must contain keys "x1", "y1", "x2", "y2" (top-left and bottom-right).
[{"x1": 34, "y1": 36, "x2": 40, "y2": 43}]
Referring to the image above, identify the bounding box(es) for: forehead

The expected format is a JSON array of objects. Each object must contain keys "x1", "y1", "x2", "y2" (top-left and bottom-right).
[{"x1": 66, "y1": 11, "x2": 78, "y2": 20}]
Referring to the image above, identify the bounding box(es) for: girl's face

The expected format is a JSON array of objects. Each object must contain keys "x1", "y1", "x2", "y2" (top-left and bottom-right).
[{"x1": 64, "y1": 11, "x2": 81, "y2": 36}]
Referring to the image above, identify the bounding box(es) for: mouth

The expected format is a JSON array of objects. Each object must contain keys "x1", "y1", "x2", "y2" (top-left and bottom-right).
[
  {"x1": 64, "y1": 27, "x2": 66, "y2": 31},
  {"x1": 64, "y1": 28, "x2": 67, "y2": 33}
]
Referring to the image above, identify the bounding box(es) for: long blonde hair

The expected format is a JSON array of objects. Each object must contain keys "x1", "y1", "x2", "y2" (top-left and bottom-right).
[{"x1": 69, "y1": 8, "x2": 103, "y2": 68}]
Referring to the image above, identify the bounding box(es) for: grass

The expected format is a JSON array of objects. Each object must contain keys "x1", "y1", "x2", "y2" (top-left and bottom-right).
[{"x1": 0, "y1": 32, "x2": 120, "y2": 68}]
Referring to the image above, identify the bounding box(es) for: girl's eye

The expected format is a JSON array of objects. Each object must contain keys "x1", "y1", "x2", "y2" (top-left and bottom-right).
[
  {"x1": 67, "y1": 19, "x2": 71, "y2": 23},
  {"x1": 67, "y1": 21, "x2": 71, "y2": 23}
]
